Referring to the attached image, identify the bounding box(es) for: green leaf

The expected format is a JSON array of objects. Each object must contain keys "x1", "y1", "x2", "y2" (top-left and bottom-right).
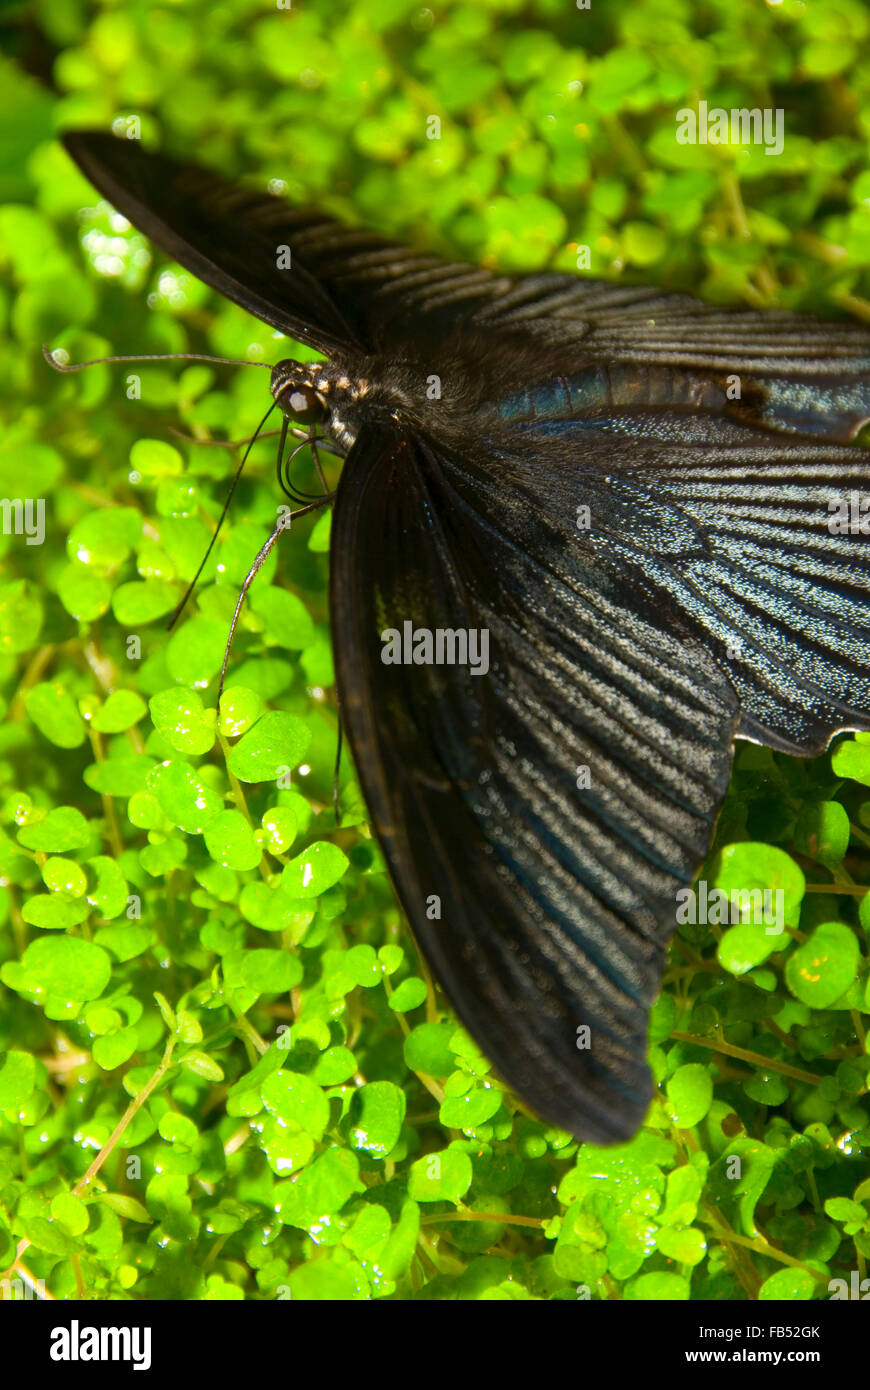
[
  {"x1": 92, "y1": 689, "x2": 147, "y2": 733},
  {"x1": 0, "y1": 1050, "x2": 37, "y2": 1109},
  {"x1": 218, "y1": 685, "x2": 263, "y2": 739},
  {"x1": 344, "y1": 1202, "x2": 391, "y2": 1258},
  {"x1": 112, "y1": 580, "x2": 178, "y2": 625},
  {"x1": 22, "y1": 894, "x2": 90, "y2": 930},
  {"x1": 154, "y1": 993, "x2": 177, "y2": 1031},
  {"x1": 307, "y1": 511, "x2": 331, "y2": 552},
  {"x1": 276, "y1": 1147, "x2": 364, "y2": 1227},
  {"x1": 649, "y1": 993, "x2": 677, "y2": 1043},
  {"x1": 20, "y1": 936, "x2": 111, "y2": 1001},
  {"x1": 226, "y1": 711, "x2": 311, "y2": 783},
  {"x1": 667, "y1": 1064, "x2": 713, "y2": 1128},
  {"x1": 140, "y1": 836, "x2": 187, "y2": 877},
  {"x1": 0, "y1": 577, "x2": 42, "y2": 654},
  {"x1": 440, "y1": 1084, "x2": 502, "y2": 1131},
  {"x1": 157, "y1": 1111, "x2": 198, "y2": 1148},
  {"x1": 43, "y1": 859, "x2": 86, "y2": 896},
  {"x1": 408, "y1": 1148, "x2": 473, "y2": 1203},
  {"x1": 655, "y1": 1226, "x2": 706, "y2": 1266},
  {"x1": 793, "y1": 800, "x2": 850, "y2": 868},
  {"x1": 250, "y1": 586, "x2": 315, "y2": 650},
  {"x1": 286, "y1": 1259, "x2": 366, "y2": 1300},
  {"x1": 92, "y1": 1027, "x2": 138, "y2": 1070},
  {"x1": 743, "y1": 1070, "x2": 789, "y2": 1107},
  {"x1": 348, "y1": 1081, "x2": 406, "y2": 1158},
  {"x1": 623, "y1": 220, "x2": 667, "y2": 266},
  {"x1": 87, "y1": 856, "x2": 129, "y2": 919},
  {"x1": 261, "y1": 1070, "x2": 329, "y2": 1139},
  {"x1": 831, "y1": 737, "x2": 870, "y2": 785},
  {"x1": 378, "y1": 1198, "x2": 420, "y2": 1283},
  {"x1": 56, "y1": 564, "x2": 112, "y2": 621},
  {"x1": 99, "y1": 1193, "x2": 153, "y2": 1224},
  {"x1": 707, "y1": 1138, "x2": 777, "y2": 1237},
  {"x1": 388, "y1": 976, "x2": 427, "y2": 1012},
  {"x1": 51, "y1": 1192, "x2": 89, "y2": 1237},
  {"x1": 84, "y1": 755, "x2": 156, "y2": 797},
  {"x1": 226, "y1": 1042, "x2": 285, "y2": 1107},
  {"x1": 661, "y1": 1167, "x2": 704, "y2": 1230},
  {"x1": 180, "y1": 1050, "x2": 224, "y2": 1081},
  {"x1": 26, "y1": 682, "x2": 86, "y2": 748},
  {"x1": 147, "y1": 761, "x2": 223, "y2": 834},
  {"x1": 346, "y1": 944, "x2": 381, "y2": 987},
  {"x1": 165, "y1": 617, "x2": 228, "y2": 686},
  {"x1": 67, "y1": 507, "x2": 141, "y2": 570},
  {"x1": 625, "y1": 1272, "x2": 689, "y2": 1300},
  {"x1": 203, "y1": 810, "x2": 261, "y2": 871},
  {"x1": 300, "y1": 630, "x2": 334, "y2": 687},
  {"x1": 223, "y1": 948, "x2": 302, "y2": 995},
  {"x1": 93, "y1": 923, "x2": 152, "y2": 962},
  {"x1": 149, "y1": 687, "x2": 215, "y2": 756},
  {"x1": 824, "y1": 1197, "x2": 867, "y2": 1224},
  {"x1": 129, "y1": 438, "x2": 184, "y2": 480},
  {"x1": 717, "y1": 923, "x2": 780, "y2": 976},
  {"x1": 260, "y1": 806, "x2": 297, "y2": 854},
  {"x1": 238, "y1": 881, "x2": 313, "y2": 935},
  {"x1": 311, "y1": 1046, "x2": 356, "y2": 1085},
  {"x1": 18, "y1": 806, "x2": 91, "y2": 852},
  {"x1": 281, "y1": 841, "x2": 349, "y2": 898},
  {"x1": 785, "y1": 922, "x2": 859, "y2": 1007},
  {"x1": 404, "y1": 1023, "x2": 457, "y2": 1077},
  {"x1": 712, "y1": 842, "x2": 805, "y2": 931},
  {"x1": 758, "y1": 1268, "x2": 817, "y2": 1300}
]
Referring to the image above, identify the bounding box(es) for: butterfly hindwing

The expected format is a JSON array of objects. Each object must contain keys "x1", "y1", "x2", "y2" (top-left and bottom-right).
[
  {"x1": 486, "y1": 421, "x2": 870, "y2": 756},
  {"x1": 330, "y1": 423, "x2": 740, "y2": 1142}
]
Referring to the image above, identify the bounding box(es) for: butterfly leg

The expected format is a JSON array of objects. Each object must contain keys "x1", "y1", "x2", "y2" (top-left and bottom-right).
[
  {"x1": 311, "y1": 435, "x2": 330, "y2": 494},
  {"x1": 218, "y1": 520, "x2": 286, "y2": 700},
  {"x1": 217, "y1": 492, "x2": 335, "y2": 699}
]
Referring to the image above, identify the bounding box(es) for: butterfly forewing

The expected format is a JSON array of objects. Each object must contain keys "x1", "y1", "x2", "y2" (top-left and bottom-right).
[
  {"x1": 62, "y1": 131, "x2": 512, "y2": 357},
  {"x1": 63, "y1": 131, "x2": 870, "y2": 446}
]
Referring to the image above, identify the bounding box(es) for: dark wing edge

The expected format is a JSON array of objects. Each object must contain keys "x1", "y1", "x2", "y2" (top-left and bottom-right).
[
  {"x1": 63, "y1": 130, "x2": 358, "y2": 356},
  {"x1": 62, "y1": 132, "x2": 870, "y2": 444},
  {"x1": 61, "y1": 130, "x2": 511, "y2": 357},
  {"x1": 330, "y1": 424, "x2": 741, "y2": 1143},
  {"x1": 584, "y1": 432, "x2": 870, "y2": 754}
]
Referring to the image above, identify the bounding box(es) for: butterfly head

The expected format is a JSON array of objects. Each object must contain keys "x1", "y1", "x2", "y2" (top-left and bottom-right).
[{"x1": 269, "y1": 360, "x2": 329, "y2": 427}]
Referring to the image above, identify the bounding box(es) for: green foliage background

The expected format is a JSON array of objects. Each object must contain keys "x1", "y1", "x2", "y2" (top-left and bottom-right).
[{"x1": 0, "y1": 0, "x2": 870, "y2": 1301}]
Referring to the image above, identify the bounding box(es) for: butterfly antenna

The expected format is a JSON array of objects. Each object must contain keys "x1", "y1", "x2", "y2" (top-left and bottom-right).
[
  {"x1": 170, "y1": 423, "x2": 343, "y2": 457},
  {"x1": 43, "y1": 344, "x2": 272, "y2": 373},
  {"x1": 217, "y1": 492, "x2": 336, "y2": 700},
  {"x1": 167, "y1": 422, "x2": 343, "y2": 455},
  {"x1": 168, "y1": 400, "x2": 279, "y2": 630},
  {"x1": 170, "y1": 425, "x2": 284, "y2": 449}
]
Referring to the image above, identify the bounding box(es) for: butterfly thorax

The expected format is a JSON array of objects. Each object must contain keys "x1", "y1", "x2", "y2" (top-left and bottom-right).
[
  {"x1": 271, "y1": 357, "x2": 423, "y2": 454},
  {"x1": 269, "y1": 344, "x2": 531, "y2": 454}
]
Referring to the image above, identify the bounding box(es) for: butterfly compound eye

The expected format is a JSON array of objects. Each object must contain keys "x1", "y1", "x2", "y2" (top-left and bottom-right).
[
  {"x1": 287, "y1": 385, "x2": 327, "y2": 425},
  {"x1": 270, "y1": 362, "x2": 327, "y2": 426}
]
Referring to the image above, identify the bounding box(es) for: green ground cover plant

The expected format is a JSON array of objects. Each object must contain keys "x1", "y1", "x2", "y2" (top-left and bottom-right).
[{"x1": 0, "y1": 0, "x2": 869, "y2": 1300}]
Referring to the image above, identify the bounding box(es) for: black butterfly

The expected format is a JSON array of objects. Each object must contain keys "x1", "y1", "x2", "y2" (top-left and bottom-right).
[{"x1": 57, "y1": 130, "x2": 870, "y2": 1144}]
